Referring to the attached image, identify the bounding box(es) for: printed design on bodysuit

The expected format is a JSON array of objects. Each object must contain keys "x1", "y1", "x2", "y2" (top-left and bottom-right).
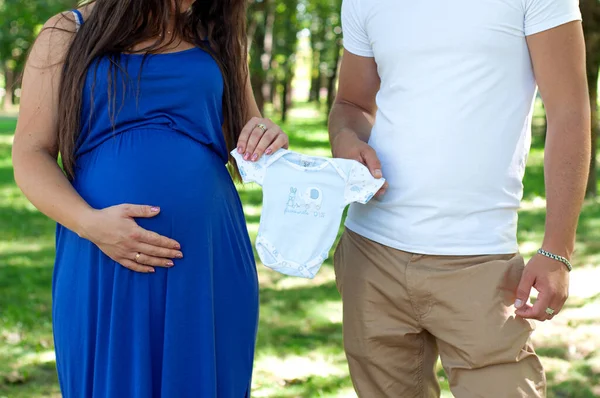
[
  {"x1": 284, "y1": 186, "x2": 325, "y2": 218},
  {"x1": 234, "y1": 153, "x2": 268, "y2": 184}
]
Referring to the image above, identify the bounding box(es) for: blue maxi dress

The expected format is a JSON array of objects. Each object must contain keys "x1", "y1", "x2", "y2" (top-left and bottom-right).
[{"x1": 52, "y1": 16, "x2": 259, "y2": 398}]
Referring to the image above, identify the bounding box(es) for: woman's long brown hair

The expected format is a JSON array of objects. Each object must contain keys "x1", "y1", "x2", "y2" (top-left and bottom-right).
[{"x1": 55, "y1": 0, "x2": 248, "y2": 179}]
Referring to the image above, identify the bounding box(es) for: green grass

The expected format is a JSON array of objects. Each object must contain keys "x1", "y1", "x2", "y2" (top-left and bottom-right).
[{"x1": 1, "y1": 105, "x2": 600, "y2": 397}]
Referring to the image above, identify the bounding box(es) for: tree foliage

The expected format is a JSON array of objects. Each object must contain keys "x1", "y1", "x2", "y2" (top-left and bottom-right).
[
  {"x1": 247, "y1": 0, "x2": 343, "y2": 119},
  {"x1": 581, "y1": 0, "x2": 600, "y2": 197},
  {"x1": 0, "y1": 0, "x2": 74, "y2": 109},
  {"x1": 1, "y1": 0, "x2": 597, "y2": 194}
]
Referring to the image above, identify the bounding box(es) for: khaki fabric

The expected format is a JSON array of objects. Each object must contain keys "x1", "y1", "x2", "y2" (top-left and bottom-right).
[{"x1": 333, "y1": 229, "x2": 546, "y2": 398}]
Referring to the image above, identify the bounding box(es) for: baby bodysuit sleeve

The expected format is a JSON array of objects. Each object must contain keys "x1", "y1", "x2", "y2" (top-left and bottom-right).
[
  {"x1": 344, "y1": 161, "x2": 385, "y2": 205},
  {"x1": 230, "y1": 149, "x2": 269, "y2": 186}
]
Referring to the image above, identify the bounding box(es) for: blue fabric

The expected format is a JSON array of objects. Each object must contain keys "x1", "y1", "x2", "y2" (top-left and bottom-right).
[
  {"x1": 53, "y1": 14, "x2": 258, "y2": 398},
  {"x1": 72, "y1": 9, "x2": 83, "y2": 27}
]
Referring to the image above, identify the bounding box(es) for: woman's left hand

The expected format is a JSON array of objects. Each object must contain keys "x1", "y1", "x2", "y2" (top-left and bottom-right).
[{"x1": 236, "y1": 117, "x2": 289, "y2": 162}]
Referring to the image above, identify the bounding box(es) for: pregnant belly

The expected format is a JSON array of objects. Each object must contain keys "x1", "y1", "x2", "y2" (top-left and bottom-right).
[{"x1": 73, "y1": 128, "x2": 241, "y2": 238}]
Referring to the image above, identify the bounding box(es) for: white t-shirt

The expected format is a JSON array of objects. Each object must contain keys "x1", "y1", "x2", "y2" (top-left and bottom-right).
[
  {"x1": 342, "y1": 0, "x2": 582, "y2": 255},
  {"x1": 232, "y1": 149, "x2": 384, "y2": 278}
]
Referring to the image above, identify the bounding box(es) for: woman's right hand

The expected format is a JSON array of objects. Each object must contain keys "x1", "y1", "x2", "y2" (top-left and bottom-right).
[{"x1": 80, "y1": 204, "x2": 183, "y2": 273}]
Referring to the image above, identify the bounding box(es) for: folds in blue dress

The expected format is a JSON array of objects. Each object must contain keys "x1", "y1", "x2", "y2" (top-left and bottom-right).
[{"x1": 53, "y1": 47, "x2": 258, "y2": 397}]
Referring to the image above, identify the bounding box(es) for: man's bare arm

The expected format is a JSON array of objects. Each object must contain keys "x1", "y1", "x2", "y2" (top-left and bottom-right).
[
  {"x1": 329, "y1": 50, "x2": 380, "y2": 147},
  {"x1": 329, "y1": 51, "x2": 386, "y2": 191},
  {"x1": 515, "y1": 20, "x2": 590, "y2": 321},
  {"x1": 528, "y1": 21, "x2": 590, "y2": 259}
]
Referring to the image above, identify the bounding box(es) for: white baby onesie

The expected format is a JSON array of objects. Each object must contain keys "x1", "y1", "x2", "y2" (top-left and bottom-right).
[{"x1": 232, "y1": 148, "x2": 385, "y2": 278}]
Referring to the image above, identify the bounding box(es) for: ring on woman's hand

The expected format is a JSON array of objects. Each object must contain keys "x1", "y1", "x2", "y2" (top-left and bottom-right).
[
  {"x1": 135, "y1": 253, "x2": 141, "y2": 263},
  {"x1": 256, "y1": 123, "x2": 267, "y2": 133},
  {"x1": 545, "y1": 307, "x2": 555, "y2": 316}
]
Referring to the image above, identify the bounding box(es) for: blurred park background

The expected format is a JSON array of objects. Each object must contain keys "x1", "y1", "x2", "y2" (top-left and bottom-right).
[{"x1": 1, "y1": 0, "x2": 600, "y2": 397}]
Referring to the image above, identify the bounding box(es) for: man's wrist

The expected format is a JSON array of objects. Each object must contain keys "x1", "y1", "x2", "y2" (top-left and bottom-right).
[
  {"x1": 537, "y1": 248, "x2": 573, "y2": 272},
  {"x1": 541, "y1": 236, "x2": 575, "y2": 260},
  {"x1": 331, "y1": 128, "x2": 360, "y2": 156}
]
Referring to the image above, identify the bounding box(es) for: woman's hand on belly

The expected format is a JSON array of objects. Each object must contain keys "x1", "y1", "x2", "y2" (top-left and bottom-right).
[{"x1": 79, "y1": 204, "x2": 183, "y2": 273}]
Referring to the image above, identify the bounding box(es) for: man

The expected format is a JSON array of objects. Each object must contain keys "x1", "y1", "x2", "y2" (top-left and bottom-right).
[{"x1": 329, "y1": 0, "x2": 590, "y2": 397}]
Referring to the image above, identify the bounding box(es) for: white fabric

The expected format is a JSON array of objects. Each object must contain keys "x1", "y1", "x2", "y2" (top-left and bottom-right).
[
  {"x1": 232, "y1": 149, "x2": 384, "y2": 278},
  {"x1": 72, "y1": 11, "x2": 82, "y2": 31},
  {"x1": 341, "y1": 0, "x2": 581, "y2": 255}
]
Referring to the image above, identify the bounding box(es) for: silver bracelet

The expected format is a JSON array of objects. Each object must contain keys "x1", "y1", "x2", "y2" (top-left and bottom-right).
[{"x1": 537, "y1": 248, "x2": 572, "y2": 272}]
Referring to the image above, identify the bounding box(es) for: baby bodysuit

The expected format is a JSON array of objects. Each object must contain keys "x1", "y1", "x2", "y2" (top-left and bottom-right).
[{"x1": 232, "y1": 148, "x2": 385, "y2": 279}]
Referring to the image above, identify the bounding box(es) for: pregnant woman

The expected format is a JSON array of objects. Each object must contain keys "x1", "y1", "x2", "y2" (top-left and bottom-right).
[{"x1": 11, "y1": 1, "x2": 287, "y2": 396}]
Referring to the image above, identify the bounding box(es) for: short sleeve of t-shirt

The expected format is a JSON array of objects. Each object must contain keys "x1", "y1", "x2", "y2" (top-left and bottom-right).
[
  {"x1": 524, "y1": 0, "x2": 581, "y2": 36},
  {"x1": 231, "y1": 149, "x2": 268, "y2": 186},
  {"x1": 343, "y1": 162, "x2": 385, "y2": 205},
  {"x1": 341, "y1": 0, "x2": 373, "y2": 57}
]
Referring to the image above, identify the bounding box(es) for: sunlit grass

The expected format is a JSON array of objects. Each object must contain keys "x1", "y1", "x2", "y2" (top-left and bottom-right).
[{"x1": 1, "y1": 104, "x2": 600, "y2": 397}]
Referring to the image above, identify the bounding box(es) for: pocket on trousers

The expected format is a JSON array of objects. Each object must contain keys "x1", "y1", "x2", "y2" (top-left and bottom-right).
[{"x1": 498, "y1": 253, "x2": 527, "y2": 305}]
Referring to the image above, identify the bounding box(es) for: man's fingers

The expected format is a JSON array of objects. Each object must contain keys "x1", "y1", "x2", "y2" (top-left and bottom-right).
[
  {"x1": 517, "y1": 291, "x2": 553, "y2": 321},
  {"x1": 360, "y1": 148, "x2": 383, "y2": 179},
  {"x1": 514, "y1": 270, "x2": 535, "y2": 309},
  {"x1": 546, "y1": 293, "x2": 568, "y2": 319},
  {"x1": 121, "y1": 259, "x2": 155, "y2": 273},
  {"x1": 121, "y1": 204, "x2": 161, "y2": 218},
  {"x1": 375, "y1": 181, "x2": 389, "y2": 198}
]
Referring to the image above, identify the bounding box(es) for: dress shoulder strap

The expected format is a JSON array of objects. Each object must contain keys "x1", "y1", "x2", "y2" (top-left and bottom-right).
[{"x1": 71, "y1": 9, "x2": 84, "y2": 31}]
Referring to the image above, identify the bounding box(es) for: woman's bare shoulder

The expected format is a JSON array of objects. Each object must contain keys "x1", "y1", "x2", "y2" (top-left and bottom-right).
[{"x1": 30, "y1": 9, "x2": 85, "y2": 67}]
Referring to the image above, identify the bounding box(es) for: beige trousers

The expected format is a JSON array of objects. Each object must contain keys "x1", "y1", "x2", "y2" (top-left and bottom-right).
[{"x1": 333, "y1": 229, "x2": 546, "y2": 398}]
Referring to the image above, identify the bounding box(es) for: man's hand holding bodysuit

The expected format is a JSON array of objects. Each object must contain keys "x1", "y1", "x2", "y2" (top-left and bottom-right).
[{"x1": 329, "y1": 50, "x2": 387, "y2": 198}]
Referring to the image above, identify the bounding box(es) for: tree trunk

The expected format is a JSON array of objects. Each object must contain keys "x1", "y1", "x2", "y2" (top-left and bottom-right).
[
  {"x1": 281, "y1": 65, "x2": 294, "y2": 122},
  {"x1": 281, "y1": 79, "x2": 290, "y2": 123},
  {"x1": 586, "y1": 61, "x2": 598, "y2": 198},
  {"x1": 308, "y1": 26, "x2": 322, "y2": 103},
  {"x1": 251, "y1": 74, "x2": 266, "y2": 115},
  {"x1": 2, "y1": 63, "x2": 15, "y2": 111},
  {"x1": 261, "y1": 0, "x2": 276, "y2": 109},
  {"x1": 580, "y1": 0, "x2": 600, "y2": 197},
  {"x1": 309, "y1": 52, "x2": 321, "y2": 103},
  {"x1": 270, "y1": 75, "x2": 279, "y2": 113},
  {"x1": 249, "y1": 8, "x2": 266, "y2": 114},
  {"x1": 247, "y1": 6, "x2": 259, "y2": 51}
]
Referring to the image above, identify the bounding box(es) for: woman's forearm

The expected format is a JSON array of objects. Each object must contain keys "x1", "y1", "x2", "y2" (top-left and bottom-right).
[{"x1": 13, "y1": 148, "x2": 95, "y2": 238}]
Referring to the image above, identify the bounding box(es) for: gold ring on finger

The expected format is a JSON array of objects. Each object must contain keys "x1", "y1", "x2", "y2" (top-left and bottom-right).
[
  {"x1": 135, "y1": 253, "x2": 141, "y2": 263},
  {"x1": 256, "y1": 123, "x2": 267, "y2": 133}
]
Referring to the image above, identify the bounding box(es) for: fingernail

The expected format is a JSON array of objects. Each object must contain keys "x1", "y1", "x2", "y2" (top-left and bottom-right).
[
  {"x1": 176, "y1": 253, "x2": 183, "y2": 258},
  {"x1": 265, "y1": 148, "x2": 272, "y2": 155},
  {"x1": 151, "y1": 206, "x2": 160, "y2": 212},
  {"x1": 237, "y1": 146, "x2": 243, "y2": 153},
  {"x1": 166, "y1": 261, "x2": 174, "y2": 267},
  {"x1": 174, "y1": 244, "x2": 181, "y2": 250},
  {"x1": 244, "y1": 152, "x2": 250, "y2": 160},
  {"x1": 252, "y1": 153, "x2": 259, "y2": 161},
  {"x1": 374, "y1": 169, "x2": 383, "y2": 178},
  {"x1": 149, "y1": 268, "x2": 156, "y2": 273},
  {"x1": 514, "y1": 299, "x2": 523, "y2": 308}
]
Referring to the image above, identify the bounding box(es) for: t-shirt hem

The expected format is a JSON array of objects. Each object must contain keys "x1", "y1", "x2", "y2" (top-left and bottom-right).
[
  {"x1": 343, "y1": 44, "x2": 374, "y2": 58},
  {"x1": 344, "y1": 220, "x2": 519, "y2": 256},
  {"x1": 524, "y1": 12, "x2": 582, "y2": 36}
]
